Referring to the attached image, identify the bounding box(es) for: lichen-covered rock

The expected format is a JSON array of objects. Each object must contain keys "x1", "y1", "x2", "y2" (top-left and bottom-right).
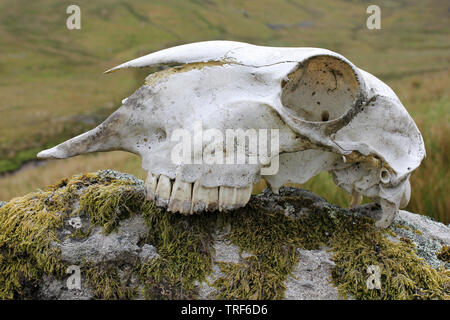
[{"x1": 0, "y1": 170, "x2": 448, "y2": 300}]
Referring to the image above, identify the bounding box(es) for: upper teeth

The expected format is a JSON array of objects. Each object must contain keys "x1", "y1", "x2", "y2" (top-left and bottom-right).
[{"x1": 145, "y1": 173, "x2": 253, "y2": 215}]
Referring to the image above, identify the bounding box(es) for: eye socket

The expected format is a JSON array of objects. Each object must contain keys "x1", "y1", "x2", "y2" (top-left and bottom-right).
[{"x1": 281, "y1": 55, "x2": 359, "y2": 123}]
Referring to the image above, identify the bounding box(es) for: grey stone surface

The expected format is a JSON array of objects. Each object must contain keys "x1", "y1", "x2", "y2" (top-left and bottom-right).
[
  {"x1": 284, "y1": 248, "x2": 341, "y2": 300},
  {"x1": 392, "y1": 210, "x2": 449, "y2": 269},
  {"x1": 395, "y1": 210, "x2": 450, "y2": 245},
  {"x1": 60, "y1": 214, "x2": 149, "y2": 264},
  {"x1": 139, "y1": 244, "x2": 159, "y2": 262},
  {"x1": 38, "y1": 275, "x2": 93, "y2": 300}
]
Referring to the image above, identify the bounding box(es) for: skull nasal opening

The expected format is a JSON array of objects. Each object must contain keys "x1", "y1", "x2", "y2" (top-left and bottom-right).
[{"x1": 281, "y1": 55, "x2": 359, "y2": 123}]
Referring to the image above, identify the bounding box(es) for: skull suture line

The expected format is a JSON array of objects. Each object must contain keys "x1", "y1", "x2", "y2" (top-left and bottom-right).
[{"x1": 37, "y1": 41, "x2": 425, "y2": 228}]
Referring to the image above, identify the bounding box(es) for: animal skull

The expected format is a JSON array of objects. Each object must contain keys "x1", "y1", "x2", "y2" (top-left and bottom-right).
[{"x1": 37, "y1": 41, "x2": 425, "y2": 228}]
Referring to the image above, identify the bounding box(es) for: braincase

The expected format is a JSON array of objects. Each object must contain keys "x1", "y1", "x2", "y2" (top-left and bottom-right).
[{"x1": 281, "y1": 55, "x2": 359, "y2": 122}]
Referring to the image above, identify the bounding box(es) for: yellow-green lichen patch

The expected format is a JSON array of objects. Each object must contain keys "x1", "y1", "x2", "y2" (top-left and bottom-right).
[{"x1": 138, "y1": 202, "x2": 217, "y2": 299}]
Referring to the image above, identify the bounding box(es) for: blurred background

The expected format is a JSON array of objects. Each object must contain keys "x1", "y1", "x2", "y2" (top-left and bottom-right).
[{"x1": 0, "y1": 0, "x2": 448, "y2": 223}]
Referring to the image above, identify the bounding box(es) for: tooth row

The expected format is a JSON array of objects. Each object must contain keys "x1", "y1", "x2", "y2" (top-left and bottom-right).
[{"x1": 145, "y1": 173, "x2": 252, "y2": 215}]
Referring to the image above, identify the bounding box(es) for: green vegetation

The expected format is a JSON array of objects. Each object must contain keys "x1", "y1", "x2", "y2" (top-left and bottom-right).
[
  {"x1": 0, "y1": 180, "x2": 69, "y2": 299},
  {"x1": 83, "y1": 261, "x2": 138, "y2": 299},
  {"x1": 138, "y1": 205, "x2": 217, "y2": 299},
  {"x1": 0, "y1": 1, "x2": 448, "y2": 224},
  {"x1": 0, "y1": 171, "x2": 146, "y2": 299},
  {"x1": 437, "y1": 246, "x2": 450, "y2": 264},
  {"x1": 1, "y1": 171, "x2": 448, "y2": 299},
  {"x1": 330, "y1": 215, "x2": 449, "y2": 299}
]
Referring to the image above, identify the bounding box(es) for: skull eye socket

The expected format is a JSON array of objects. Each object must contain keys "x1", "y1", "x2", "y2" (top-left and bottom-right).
[{"x1": 281, "y1": 55, "x2": 359, "y2": 122}]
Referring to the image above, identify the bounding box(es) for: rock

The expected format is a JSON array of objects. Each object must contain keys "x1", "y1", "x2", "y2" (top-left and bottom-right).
[
  {"x1": 139, "y1": 244, "x2": 159, "y2": 262},
  {"x1": 284, "y1": 248, "x2": 341, "y2": 300},
  {"x1": 60, "y1": 214, "x2": 149, "y2": 265},
  {"x1": 0, "y1": 170, "x2": 448, "y2": 300}
]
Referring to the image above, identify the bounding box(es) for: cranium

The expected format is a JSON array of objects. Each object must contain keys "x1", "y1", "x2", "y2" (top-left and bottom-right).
[{"x1": 37, "y1": 41, "x2": 425, "y2": 228}]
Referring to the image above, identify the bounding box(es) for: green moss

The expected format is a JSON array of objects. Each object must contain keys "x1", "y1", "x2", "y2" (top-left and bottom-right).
[
  {"x1": 0, "y1": 171, "x2": 147, "y2": 299},
  {"x1": 211, "y1": 196, "x2": 449, "y2": 300},
  {"x1": 83, "y1": 261, "x2": 138, "y2": 300},
  {"x1": 437, "y1": 246, "x2": 450, "y2": 263},
  {"x1": 0, "y1": 172, "x2": 448, "y2": 300},
  {"x1": 326, "y1": 214, "x2": 449, "y2": 299},
  {"x1": 54, "y1": 171, "x2": 146, "y2": 235},
  {"x1": 0, "y1": 189, "x2": 67, "y2": 299},
  {"x1": 212, "y1": 203, "x2": 301, "y2": 299},
  {"x1": 68, "y1": 228, "x2": 91, "y2": 240},
  {"x1": 138, "y1": 202, "x2": 217, "y2": 299},
  {"x1": 76, "y1": 181, "x2": 145, "y2": 235}
]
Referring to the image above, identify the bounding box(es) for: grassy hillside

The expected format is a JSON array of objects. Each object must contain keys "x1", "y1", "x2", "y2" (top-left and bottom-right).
[{"x1": 0, "y1": 0, "x2": 448, "y2": 223}]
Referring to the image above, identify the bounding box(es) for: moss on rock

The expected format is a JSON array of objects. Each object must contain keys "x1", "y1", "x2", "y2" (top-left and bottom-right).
[
  {"x1": 0, "y1": 170, "x2": 448, "y2": 300},
  {"x1": 0, "y1": 170, "x2": 148, "y2": 299},
  {"x1": 138, "y1": 204, "x2": 217, "y2": 299},
  {"x1": 437, "y1": 246, "x2": 450, "y2": 264},
  {"x1": 0, "y1": 189, "x2": 66, "y2": 299},
  {"x1": 83, "y1": 261, "x2": 138, "y2": 299}
]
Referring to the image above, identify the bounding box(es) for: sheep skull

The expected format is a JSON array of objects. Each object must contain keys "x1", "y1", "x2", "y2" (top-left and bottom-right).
[{"x1": 37, "y1": 41, "x2": 425, "y2": 228}]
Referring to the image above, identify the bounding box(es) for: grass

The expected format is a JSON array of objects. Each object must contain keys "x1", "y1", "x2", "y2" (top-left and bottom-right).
[{"x1": 0, "y1": 0, "x2": 448, "y2": 223}]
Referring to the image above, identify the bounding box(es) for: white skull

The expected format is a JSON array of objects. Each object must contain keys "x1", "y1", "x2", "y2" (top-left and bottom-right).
[{"x1": 37, "y1": 41, "x2": 425, "y2": 228}]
